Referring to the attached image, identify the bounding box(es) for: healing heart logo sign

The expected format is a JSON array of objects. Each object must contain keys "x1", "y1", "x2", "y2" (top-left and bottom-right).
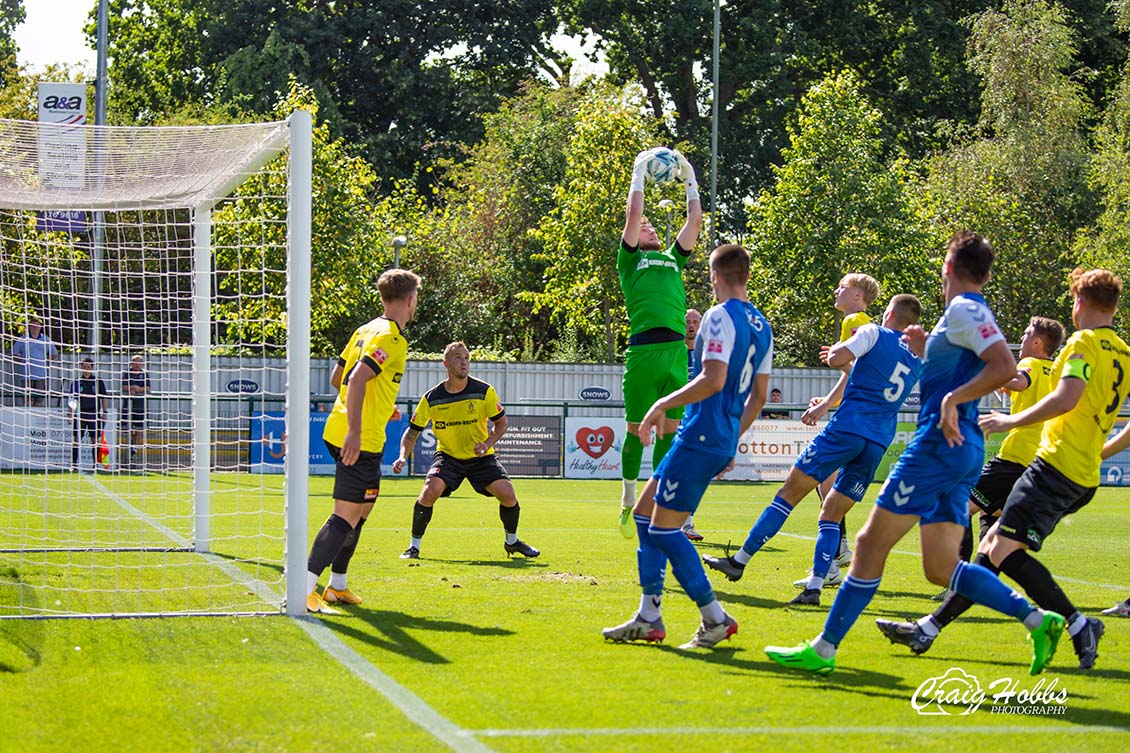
[{"x1": 576, "y1": 426, "x2": 614, "y2": 458}]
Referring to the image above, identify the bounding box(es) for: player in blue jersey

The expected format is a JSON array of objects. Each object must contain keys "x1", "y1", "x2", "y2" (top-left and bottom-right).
[
  {"x1": 703, "y1": 294, "x2": 924, "y2": 607},
  {"x1": 765, "y1": 231, "x2": 1066, "y2": 676},
  {"x1": 602, "y1": 244, "x2": 773, "y2": 649}
]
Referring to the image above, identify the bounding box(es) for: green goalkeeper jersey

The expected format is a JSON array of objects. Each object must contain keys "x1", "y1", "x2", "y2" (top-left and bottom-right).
[{"x1": 617, "y1": 240, "x2": 689, "y2": 338}]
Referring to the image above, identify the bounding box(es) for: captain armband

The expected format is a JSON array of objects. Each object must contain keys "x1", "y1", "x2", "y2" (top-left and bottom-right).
[{"x1": 1062, "y1": 357, "x2": 1091, "y2": 382}]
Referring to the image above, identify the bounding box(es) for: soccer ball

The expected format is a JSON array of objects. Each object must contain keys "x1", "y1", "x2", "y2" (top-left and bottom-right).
[{"x1": 645, "y1": 147, "x2": 679, "y2": 184}]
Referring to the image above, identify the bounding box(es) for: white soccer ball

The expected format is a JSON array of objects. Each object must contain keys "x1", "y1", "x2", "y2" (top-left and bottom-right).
[{"x1": 645, "y1": 147, "x2": 679, "y2": 184}]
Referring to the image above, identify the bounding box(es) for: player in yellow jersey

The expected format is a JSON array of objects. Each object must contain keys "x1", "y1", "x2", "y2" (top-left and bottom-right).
[
  {"x1": 305, "y1": 268, "x2": 420, "y2": 614},
  {"x1": 878, "y1": 316, "x2": 1065, "y2": 651},
  {"x1": 795, "y1": 273, "x2": 880, "y2": 587},
  {"x1": 392, "y1": 342, "x2": 540, "y2": 560},
  {"x1": 977, "y1": 269, "x2": 1129, "y2": 668}
]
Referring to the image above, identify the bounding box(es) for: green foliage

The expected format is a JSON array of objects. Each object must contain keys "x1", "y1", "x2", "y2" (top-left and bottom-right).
[
  {"x1": 1074, "y1": 68, "x2": 1130, "y2": 307},
  {"x1": 211, "y1": 81, "x2": 387, "y2": 356},
  {"x1": 0, "y1": 0, "x2": 24, "y2": 85},
  {"x1": 0, "y1": 63, "x2": 86, "y2": 120},
  {"x1": 746, "y1": 70, "x2": 934, "y2": 365},
  {"x1": 923, "y1": 0, "x2": 1095, "y2": 338},
  {"x1": 100, "y1": 0, "x2": 563, "y2": 188}
]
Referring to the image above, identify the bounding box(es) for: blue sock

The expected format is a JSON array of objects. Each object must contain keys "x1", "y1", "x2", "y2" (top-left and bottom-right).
[
  {"x1": 636, "y1": 514, "x2": 666, "y2": 596},
  {"x1": 950, "y1": 560, "x2": 1033, "y2": 620},
  {"x1": 821, "y1": 574, "x2": 881, "y2": 646},
  {"x1": 650, "y1": 524, "x2": 716, "y2": 607},
  {"x1": 740, "y1": 496, "x2": 793, "y2": 558},
  {"x1": 812, "y1": 520, "x2": 841, "y2": 578}
]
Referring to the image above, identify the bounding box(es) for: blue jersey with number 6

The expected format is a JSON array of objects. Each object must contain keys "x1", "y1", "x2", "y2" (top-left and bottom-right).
[
  {"x1": 677, "y1": 299, "x2": 773, "y2": 456},
  {"x1": 830, "y1": 324, "x2": 922, "y2": 445}
]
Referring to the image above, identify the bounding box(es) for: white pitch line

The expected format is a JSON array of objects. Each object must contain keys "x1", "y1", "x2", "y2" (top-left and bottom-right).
[
  {"x1": 473, "y1": 724, "x2": 1128, "y2": 737},
  {"x1": 293, "y1": 618, "x2": 494, "y2": 753},
  {"x1": 85, "y1": 477, "x2": 493, "y2": 753}
]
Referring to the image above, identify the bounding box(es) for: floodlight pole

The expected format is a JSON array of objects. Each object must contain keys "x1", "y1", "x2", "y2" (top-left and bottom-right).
[
  {"x1": 392, "y1": 235, "x2": 407, "y2": 269},
  {"x1": 90, "y1": 0, "x2": 109, "y2": 352},
  {"x1": 709, "y1": 0, "x2": 721, "y2": 253},
  {"x1": 658, "y1": 199, "x2": 673, "y2": 247}
]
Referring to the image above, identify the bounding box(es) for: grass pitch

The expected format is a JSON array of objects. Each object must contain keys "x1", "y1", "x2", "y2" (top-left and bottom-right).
[{"x1": 1, "y1": 476, "x2": 1129, "y2": 752}]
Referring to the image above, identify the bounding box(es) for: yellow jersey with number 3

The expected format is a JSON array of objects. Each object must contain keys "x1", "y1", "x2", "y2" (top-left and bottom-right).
[
  {"x1": 323, "y1": 316, "x2": 408, "y2": 453},
  {"x1": 1037, "y1": 327, "x2": 1130, "y2": 486},
  {"x1": 840, "y1": 311, "x2": 871, "y2": 343},
  {"x1": 998, "y1": 356, "x2": 1055, "y2": 466}
]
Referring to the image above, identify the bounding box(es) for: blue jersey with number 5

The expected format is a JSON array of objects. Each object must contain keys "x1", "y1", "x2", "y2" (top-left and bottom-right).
[
  {"x1": 678, "y1": 299, "x2": 773, "y2": 456},
  {"x1": 830, "y1": 324, "x2": 922, "y2": 445}
]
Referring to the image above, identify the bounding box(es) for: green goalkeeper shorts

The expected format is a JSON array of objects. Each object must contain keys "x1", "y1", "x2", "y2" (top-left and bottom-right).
[{"x1": 623, "y1": 340, "x2": 688, "y2": 423}]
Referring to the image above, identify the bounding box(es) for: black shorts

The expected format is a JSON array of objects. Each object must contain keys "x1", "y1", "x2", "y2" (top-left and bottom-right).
[
  {"x1": 325, "y1": 441, "x2": 382, "y2": 504},
  {"x1": 996, "y1": 457, "x2": 1096, "y2": 552},
  {"x1": 427, "y1": 452, "x2": 508, "y2": 497},
  {"x1": 73, "y1": 418, "x2": 100, "y2": 439},
  {"x1": 969, "y1": 457, "x2": 1028, "y2": 515},
  {"x1": 124, "y1": 411, "x2": 145, "y2": 430}
]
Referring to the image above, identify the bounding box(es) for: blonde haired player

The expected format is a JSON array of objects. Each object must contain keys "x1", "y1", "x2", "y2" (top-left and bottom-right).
[
  {"x1": 795, "y1": 272, "x2": 881, "y2": 586},
  {"x1": 305, "y1": 269, "x2": 420, "y2": 614}
]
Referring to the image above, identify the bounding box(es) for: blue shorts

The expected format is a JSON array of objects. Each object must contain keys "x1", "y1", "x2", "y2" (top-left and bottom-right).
[
  {"x1": 794, "y1": 428, "x2": 886, "y2": 503},
  {"x1": 652, "y1": 442, "x2": 732, "y2": 514},
  {"x1": 875, "y1": 433, "x2": 982, "y2": 525}
]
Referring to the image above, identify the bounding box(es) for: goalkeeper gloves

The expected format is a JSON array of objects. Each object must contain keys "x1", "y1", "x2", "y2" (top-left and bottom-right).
[
  {"x1": 673, "y1": 150, "x2": 700, "y2": 201},
  {"x1": 630, "y1": 148, "x2": 657, "y2": 193}
]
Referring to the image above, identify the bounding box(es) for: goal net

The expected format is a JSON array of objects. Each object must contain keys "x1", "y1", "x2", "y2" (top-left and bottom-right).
[{"x1": 0, "y1": 114, "x2": 312, "y2": 618}]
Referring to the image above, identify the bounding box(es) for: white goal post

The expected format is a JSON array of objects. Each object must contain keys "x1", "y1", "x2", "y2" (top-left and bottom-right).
[{"x1": 0, "y1": 112, "x2": 311, "y2": 618}]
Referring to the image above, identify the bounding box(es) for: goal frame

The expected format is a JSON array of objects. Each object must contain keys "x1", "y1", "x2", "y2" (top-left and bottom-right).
[{"x1": 0, "y1": 111, "x2": 312, "y2": 619}]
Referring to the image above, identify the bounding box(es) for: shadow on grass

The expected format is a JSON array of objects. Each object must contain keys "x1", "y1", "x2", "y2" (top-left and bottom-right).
[
  {"x1": 710, "y1": 589, "x2": 784, "y2": 610},
  {"x1": 209, "y1": 550, "x2": 285, "y2": 578},
  {"x1": 323, "y1": 607, "x2": 514, "y2": 664},
  {"x1": 0, "y1": 566, "x2": 44, "y2": 672},
  {"x1": 656, "y1": 643, "x2": 912, "y2": 695},
  {"x1": 421, "y1": 556, "x2": 549, "y2": 569}
]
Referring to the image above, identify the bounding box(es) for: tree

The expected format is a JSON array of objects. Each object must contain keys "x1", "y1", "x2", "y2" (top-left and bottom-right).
[
  {"x1": 0, "y1": 0, "x2": 23, "y2": 85},
  {"x1": 923, "y1": 0, "x2": 1095, "y2": 339},
  {"x1": 745, "y1": 69, "x2": 934, "y2": 366},
  {"x1": 1074, "y1": 1, "x2": 1130, "y2": 300},
  {"x1": 99, "y1": 1, "x2": 567, "y2": 188},
  {"x1": 559, "y1": 1, "x2": 996, "y2": 235},
  {"x1": 210, "y1": 81, "x2": 389, "y2": 357}
]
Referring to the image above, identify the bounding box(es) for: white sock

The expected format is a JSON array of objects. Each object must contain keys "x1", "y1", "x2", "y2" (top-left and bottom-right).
[
  {"x1": 1067, "y1": 612, "x2": 1088, "y2": 637},
  {"x1": 733, "y1": 549, "x2": 752, "y2": 566},
  {"x1": 806, "y1": 575, "x2": 824, "y2": 590},
  {"x1": 917, "y1": 615, "x2": 940, "y2": 637},
  {"x1": 505, "y1": 532, "x2": 518, "y2": 545},
  {"x1": 1023, "y1": 609, "x2": 1046, "y2": 631},
  {"x1": 700, "y1": 599, "x2": 726, "y2": 624},
  {"x1": 410, "y1": 536, "x2": 422, "y2": 550},
  {"x1": 621, "y1": 479, "x2": 636, "y2": 508},
  {"x1": 329, "y1": 572, "x2": 347, "y2": 590},
  {"x1": 812, "y1": 634, "x2": 837, "y2": 659},
  {"x1": 683, "y1": 514, "x2": 695, "y2": 528},
  {"x1": 306, "y1": 570, "x2": 319, "y2": 595},
  {"x1": 639, "y1": 593, "x2": 662, "y2": 622}
]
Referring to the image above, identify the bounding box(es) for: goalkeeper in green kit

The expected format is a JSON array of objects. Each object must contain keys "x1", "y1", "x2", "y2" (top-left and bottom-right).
[{"x1": 616, "y1": 147, "x2": 703, "y2": 537}]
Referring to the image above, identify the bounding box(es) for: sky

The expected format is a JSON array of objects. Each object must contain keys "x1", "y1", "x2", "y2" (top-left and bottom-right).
[
  {"x1": 12, "y1": 1, "x2": 603, "y2": 78},
  {"x1": 14, "y1": 0, "x2": 98, "y2": 71}
]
